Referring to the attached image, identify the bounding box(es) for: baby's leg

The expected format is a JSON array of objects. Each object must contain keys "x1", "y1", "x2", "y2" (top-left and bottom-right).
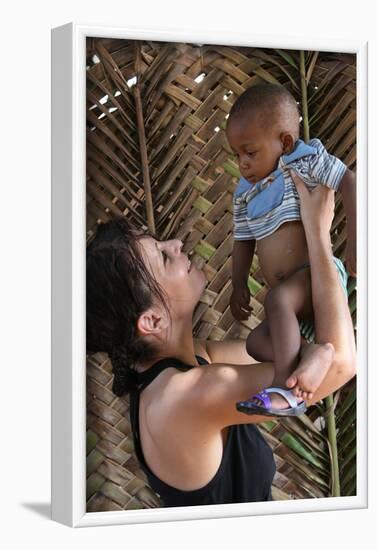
[
  {"x1": 264, "y1": 267, "x2": 313, "y2": 388},
  {"x1": 246, "y1": 320, "x2": 274, "y2": 362},
  {"x1": 246, "y1": 268, "x2": 332, "y2": 411}
]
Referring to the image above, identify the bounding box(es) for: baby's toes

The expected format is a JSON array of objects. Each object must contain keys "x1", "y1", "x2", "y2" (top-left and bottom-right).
[
  {"x1": 286, "y1": 374, "x2": 297, "y2": 389},
  {"x1": 291, "y1": 385, "x2": 299, "y2": 397},
  {"x1": 297, "y1": 379, "x2": 311, "y2": 394},
  {"x1": 252, "y1": 397, "x2": 263, "y2": 406}
]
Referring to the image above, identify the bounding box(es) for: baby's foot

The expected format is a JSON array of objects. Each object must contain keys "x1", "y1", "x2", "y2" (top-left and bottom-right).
[{"x1": 286, "y1": 342, "x2": 334, "y2": 401}]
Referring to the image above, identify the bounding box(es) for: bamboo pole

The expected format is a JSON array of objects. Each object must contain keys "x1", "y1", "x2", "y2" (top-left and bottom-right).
[
  {"x1": 325, "y1": 394, "x2": 341, "y2": 496},
  {"x1": 134, "y1": 43, "x2": 156, "y2": 235},
  {"x1": 300, "y1": 51, "x2": 341, "y2": 496},
  {"x1": 299, "y1": 51, "x2": 310, "y2": 143}
]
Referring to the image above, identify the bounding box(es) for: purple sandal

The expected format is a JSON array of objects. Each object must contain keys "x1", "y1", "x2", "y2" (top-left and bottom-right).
[{"x1": 236, "y1": 387, "x2": 307, "y2": 417}]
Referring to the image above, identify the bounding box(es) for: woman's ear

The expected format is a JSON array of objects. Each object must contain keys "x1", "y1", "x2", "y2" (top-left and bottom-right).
[
  {"x1": 137, "y1": 308, "x2": 169, "y2": 336},
  {"x1": 280, "y1": 132, "x2": 295, "y2": 154}
]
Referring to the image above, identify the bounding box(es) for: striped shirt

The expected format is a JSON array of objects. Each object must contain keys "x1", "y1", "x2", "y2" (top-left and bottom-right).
[{"x1": 233, "y1": 138, "x2": 347, "y2": 241}]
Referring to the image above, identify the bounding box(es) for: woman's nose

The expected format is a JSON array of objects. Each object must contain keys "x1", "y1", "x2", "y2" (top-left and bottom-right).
[
  {"x1": 172, "y1": 239, "x2": 183, "y2": 254},
  {"x1": 166, "y1": 239, "x2": 183, "y2": 255}
]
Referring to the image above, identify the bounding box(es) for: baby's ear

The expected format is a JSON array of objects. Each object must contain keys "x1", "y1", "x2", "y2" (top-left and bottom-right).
[{"x1": 280, "y1": 132, "x2": 295, "y2": 154}]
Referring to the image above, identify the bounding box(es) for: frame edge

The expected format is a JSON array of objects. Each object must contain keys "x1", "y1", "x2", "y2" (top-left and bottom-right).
[
  {"x1": 51, "y1": 22, "x2": 74, "y2": 528},
  {"x1": 69, "y1": 24, "x2": 368, "y2": 527}
]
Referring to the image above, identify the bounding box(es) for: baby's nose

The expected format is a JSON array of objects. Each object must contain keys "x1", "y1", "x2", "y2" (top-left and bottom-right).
[{"x1": 239, "y1": 156, "x2": 250, "y2": 170}]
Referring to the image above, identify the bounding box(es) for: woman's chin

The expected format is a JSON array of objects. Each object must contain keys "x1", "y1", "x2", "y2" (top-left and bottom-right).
[
  {"x1": 188, "y1": 261, "x2": 208, "y2": 301},
  {"x1": 198, "y1": 267, "x2": 208, "y2": 292},
  {"x1": 191, "y1": 262, "x2": 207, "y2": 281}
]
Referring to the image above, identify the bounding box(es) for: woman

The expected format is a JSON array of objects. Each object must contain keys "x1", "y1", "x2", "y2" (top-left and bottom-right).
[{"x1": 86, "y1": 174, "x2": 356, "y2": 507}]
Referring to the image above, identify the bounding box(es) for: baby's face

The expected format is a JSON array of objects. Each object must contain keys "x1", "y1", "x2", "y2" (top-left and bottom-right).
[{"x1": 226, "y1": 118, "x2": 284, "y2": 184}]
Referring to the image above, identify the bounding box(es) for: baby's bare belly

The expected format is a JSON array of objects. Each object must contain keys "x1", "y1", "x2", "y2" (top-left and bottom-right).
[{"x1": 256, "y1": 221, "x2": 309, "y2": 288}]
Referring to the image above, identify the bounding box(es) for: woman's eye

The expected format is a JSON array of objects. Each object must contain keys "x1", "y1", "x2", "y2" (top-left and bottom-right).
[
  {"x1": 247, "y1": 151, "x2": 255, "y2": 157},
  {"x1": 161, "y1": 251, "x2": 168, "y2": 263}
]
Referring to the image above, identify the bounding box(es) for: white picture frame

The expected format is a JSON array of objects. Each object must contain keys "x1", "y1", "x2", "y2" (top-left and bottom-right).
[{"x1": 51, "y1": 22, "x2": 368, "y2": 528}]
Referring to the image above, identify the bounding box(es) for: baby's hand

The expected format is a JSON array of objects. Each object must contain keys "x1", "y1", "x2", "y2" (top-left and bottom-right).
[{"x1": 230, "y1": 285, "x2": 252, "y2": 321}]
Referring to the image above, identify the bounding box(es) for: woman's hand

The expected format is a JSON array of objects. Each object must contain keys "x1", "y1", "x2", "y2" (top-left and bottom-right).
[{"x1": 290, "y1": 169, "x2": 335, "y2": 238}]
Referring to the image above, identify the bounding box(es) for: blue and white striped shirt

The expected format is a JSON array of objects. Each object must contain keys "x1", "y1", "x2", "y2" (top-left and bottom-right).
[{"x1": 233, "y1": 138, "x2": 347, "y2": 241}]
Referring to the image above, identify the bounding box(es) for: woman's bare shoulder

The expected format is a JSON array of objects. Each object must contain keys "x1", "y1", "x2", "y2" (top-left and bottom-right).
[
  {"x1": 194, "y1": 338, "x2": 258, "y2": 365},
  {"x1": 152, "y1": 354, "x2": 275, "y2": 428}
]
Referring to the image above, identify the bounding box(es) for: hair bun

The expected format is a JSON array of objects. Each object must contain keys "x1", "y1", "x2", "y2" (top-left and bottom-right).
[{"x1": 110, "y1": 347, "x2": 138, "y2": 396}]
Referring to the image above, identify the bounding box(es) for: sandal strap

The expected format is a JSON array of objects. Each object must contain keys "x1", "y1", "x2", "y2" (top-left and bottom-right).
[
  {"x1": 264, "y1": 387, "x2": 298, "y2": 408},
  {"x1": 251, "y1": 390, "x2": 272, "y2": 409}
]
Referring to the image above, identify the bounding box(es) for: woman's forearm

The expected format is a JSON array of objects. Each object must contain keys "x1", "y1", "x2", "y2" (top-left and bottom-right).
[
  {"x1": 306, "y1": 231, "x2": 356, "y2": 400},
  {"x1": 306, "y1": 232, "x2": 350, "y2": 346},
  {"x1": 290, "y1": 172, "x2": 356, "y2": 403}
]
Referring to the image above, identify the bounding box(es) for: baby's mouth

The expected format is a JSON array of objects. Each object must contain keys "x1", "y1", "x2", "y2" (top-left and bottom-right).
[{"x1": 247, "y1": 176, "x2": 258, "y2": 184}]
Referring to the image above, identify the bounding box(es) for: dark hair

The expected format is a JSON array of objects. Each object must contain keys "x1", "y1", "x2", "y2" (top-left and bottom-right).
[
  {"x1": 228, "y1": 83, "x2": 299, "y2": 136},
  {"x1": 86, "y1": 217, "x2": 167, "y2": 396}
]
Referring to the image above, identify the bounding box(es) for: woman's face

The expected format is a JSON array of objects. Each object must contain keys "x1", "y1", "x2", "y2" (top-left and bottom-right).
[{"x1": 139, "y1": 237, "x2": 207, "y2": 318}]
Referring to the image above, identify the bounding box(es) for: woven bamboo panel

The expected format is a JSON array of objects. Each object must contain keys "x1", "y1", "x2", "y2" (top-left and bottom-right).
[
  {"x1": 86, "y1": 38, "x2": 356, "y2": 511},
  {"x1": 86, "y1": 352, "x2": 161, "y2": 510}
]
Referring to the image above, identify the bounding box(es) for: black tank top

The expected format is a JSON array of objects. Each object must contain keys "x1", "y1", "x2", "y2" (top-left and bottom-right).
[{"x1": 129, "y1": 356, "x2": 276, "y2": 507}]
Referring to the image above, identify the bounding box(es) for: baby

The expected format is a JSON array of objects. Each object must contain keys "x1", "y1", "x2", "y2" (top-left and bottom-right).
[{"x1": 226, "y1": 83, "x2": 356, "y2": 417}]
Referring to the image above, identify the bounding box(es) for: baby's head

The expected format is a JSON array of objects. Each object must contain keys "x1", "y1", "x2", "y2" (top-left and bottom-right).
[{"x1": 226, "y1": 83, "x2": 300, "y2": 184}]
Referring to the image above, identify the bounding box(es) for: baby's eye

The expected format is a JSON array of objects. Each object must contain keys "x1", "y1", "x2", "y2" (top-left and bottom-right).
[
  {"x1": 246, "y1": 151, "x2": 256, "y2": 157},
  {"x1": 161, "y1": 250, "x2": 168, "y2": 263}
]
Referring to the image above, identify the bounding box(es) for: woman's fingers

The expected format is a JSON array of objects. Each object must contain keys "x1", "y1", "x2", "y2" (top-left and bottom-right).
[
  {"x1": 290, "y1": 169, "x2": 309, "y2": 198},
  {"x1": 290, "y1": 169, "x2": 335, "y2": 235}
]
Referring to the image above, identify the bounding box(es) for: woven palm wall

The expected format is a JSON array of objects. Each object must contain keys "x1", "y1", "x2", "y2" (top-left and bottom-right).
[{"x1": 85, "y1": 38, "x2": 357, "y2": 512}]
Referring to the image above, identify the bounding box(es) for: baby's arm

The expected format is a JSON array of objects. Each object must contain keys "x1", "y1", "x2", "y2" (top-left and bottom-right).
[
  {"x1": 339, "y1": 169, "x2": 357, "y2": 276},
  {"x1": 230, "y1": 239, "x2": 255, "y2": 320}
]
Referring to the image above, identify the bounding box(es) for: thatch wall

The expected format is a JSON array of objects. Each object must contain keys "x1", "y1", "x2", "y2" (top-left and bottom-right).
[{"x1": 86, "y1": 39, "x2": 356, "y2": 511}]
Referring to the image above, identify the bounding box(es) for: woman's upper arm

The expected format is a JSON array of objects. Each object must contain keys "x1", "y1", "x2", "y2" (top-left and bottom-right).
[{"x1": 184, "y1": 360, "x2": 275, "y2": 428}]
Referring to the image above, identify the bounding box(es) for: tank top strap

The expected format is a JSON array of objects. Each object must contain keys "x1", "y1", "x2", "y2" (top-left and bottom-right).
[
  {"x1": 129, "y1": 355, "x2": 209, "y2": 473},
  {"x1": 135, "y1": 355, "x2": 207, "y2": 392}
]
